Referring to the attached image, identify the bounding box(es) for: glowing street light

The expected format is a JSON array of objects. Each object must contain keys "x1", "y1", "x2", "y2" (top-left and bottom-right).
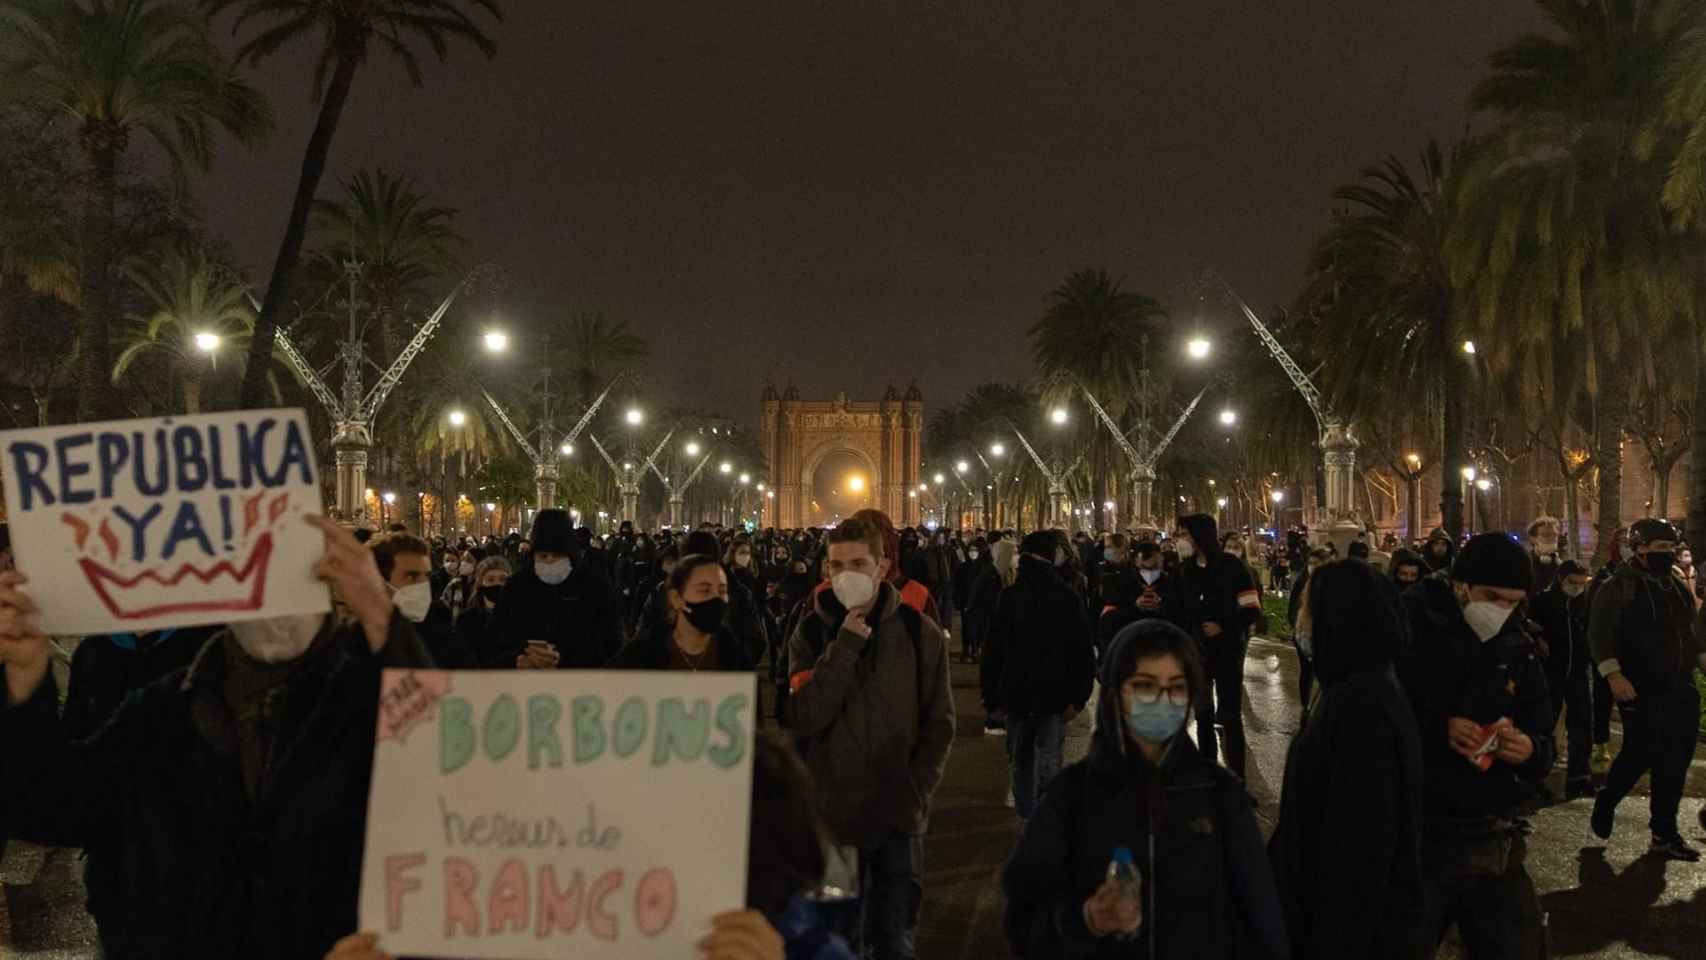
[
  {"x1": 739, "y1": 473, "x2": 751, "y2": 484},
  {"x1": 1476, "y1": 478, "x2": 1492, "y2": 492},
  {"x1": 1406, "y1": 452, "x2": 1422, "y2": 467},
  {"x1": 1050, "y1": 407, "x2": 1069, "y2": 425},
  {"x1": 482, "y1": 330, "x2": 509, "y2": 353},
  {"x1": 1461, "y1": 340, "x2": 1477, "y2": 355},
  {"x1": 766, "y1": 490, "x2": 775, "y2": 499},
  {"x1": 1462, "y1": 466, "x2": 1477, "y2": 482},
  {"x1": 933, "y1": 472, "x2": 945, "y2": 484},
  {"x1": 560, "y1": 442, "x2": 574, "y2": 456},
  {"x1": 625, "y1": 408, "x2": 644, "y2": 426},
  {"x1": 447, "y1": 409, "x2": 467, "y2": 427},
  {"x1": 756, "y1": 483, "x2": 766, "y2": 491},
  {"x1": 990, "y1": 443, "x2": 1006, "y2": 457},
  {"x1": 1186, "y1": 337, "x2": 1212, "y2": 360},
  {"x1": 193, "y1": 331, "x2": 220, "y2": 354},
  {"x1": 1219, "y1": 409, "x2": 1238, "y2": 427},
  {"x1": 685, "y1": 441, "x2": 701, "y2": 456},
  {"x1": 1103, "y1": 500, "x2": 1116, "y2": 511},
  {"x1": 720, "y1": 461, "x2": 733, "y2": 474},
  {"x1": 1271, "y1": 490, "x2": 1286, "y2": 504},
  {"x1": 955, "y1": 460, "x2": 969, "y2": 474},
  {"x1": 1216, "y1": 497, "x2": 1229, "y2": 508},
  {"x1": 382, "y1": 491, "x2": 396, "y2": 504}
]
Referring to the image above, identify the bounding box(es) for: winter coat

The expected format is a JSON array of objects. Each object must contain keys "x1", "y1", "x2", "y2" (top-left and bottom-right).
[
  {"x1": 1268, "y1": 666, "x2": 1426, "y2": 959},
  {"x1": 1097, "y1": 571, "x2": 1183, "y2": 654},
  {"x1": 1173, "y1": 516, "x2": 1262, "y2": 642},
  {"x1": 1530, "y1": 583, "x2": 1591, "y2": 690},
  {"x1": 63, "y1": 628, "x2": 217, "y2": 742},
  {"x1": 953, "y1": 554, "x2": 988, "y2": 611},
  {"x1": 606, "y1": 618, "x2": 756, "y2": 672},
  {"x1": 982, "y1": 557, "x2": 1096, "y2": 717},
  {"x1": 491, "y1": 562, "x2": 623, "y2": 668},
  {"x1": 785, "y1": 581, "x2": 955, "y2": 847},
  {"x1": 1587, "y1": 561, "x2": 1706, "y2": 698},
  {"x1": 453, "y1": 603, "x2": 505, "y2": 668},
  {"x1": 1002, "y1": 628, "x2": 1288, "y2": 960},
  {"x1": 0, "y1": 614, "x2": 430, "y2": 960},
  {"x1": 1397, "y1": 574, "x2": 1555, "y2": 820}
]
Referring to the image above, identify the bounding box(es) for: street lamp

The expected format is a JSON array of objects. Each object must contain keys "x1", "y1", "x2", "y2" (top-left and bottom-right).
[
  {"x1": 847, "y1": 474, "x2": 865, "y2": 492},
  {"x1": 1271, "y1": 490, "x2": 1286, "y2": 504},
  {"x1": 1050, "y1": 407, "x2": 1069, "y2": 425},
  {"x1": 990, "y1": 443, "x2": 1006, "y2": 457},
  {"x1": 739, "y1": 473, "x2": 751, "y2": 485},
  {"x1": 193, "y1": 331, "x2": 220, "y2": 354},
  {"x1": 955, "y1": 460, "x2": 969, "y2": 474},
  {"x1": 685, "y1": 441, "x2": 701, "y2": 456},
  {"x1": 1186, "y1": 337, "x2": 1212, "y2": 360},
  {"x1": 482, "y1": 330, "x2": 509, "y2": 353},
  {"x1": 625, "y1": 408, "x2": 644, "y2": 426},
  {"x1": 382, "y1": 491, "x2": 396, "y2": 505},
  {"x1": 1216, "y1": 497, "x2": 1229, "y2": 508},
  {"x1": 933, "y1": 472, "x2": 945, "y2": 485},
  {"x1": 1476, "y1": 478, "x2": 1492, "y2": 492},
  {"x1": 560, "y1": 442, "x2": 574, "y2": 456},
  {"x1": 447, "y1": 409, "x2": 467, "y2": 427},
  {"x1": 1219, "y1": 409, "x2": 1238, "y2": 427},
  {"x1": 1461, "y1": 340, "x2": 1477, "y2": 355},
  {"x1": 1462, "y1": 466, "x2": 1477, "y2": 482},
  {"x1": 720, "y1": 462, "x2": 733, "y2": 475}
]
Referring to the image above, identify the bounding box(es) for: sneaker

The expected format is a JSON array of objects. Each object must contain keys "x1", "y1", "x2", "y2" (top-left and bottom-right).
[
  {"x1": 1004, "y1": 787, "x2": 1015, "y2": 809},
  {"x1": 1591, "y1": 793, "x2": 1616, "y2": 841},
  {"x1": 1591, "y1": 744, "x2": 1611, "y2": 777},
  {"x1": 1650, "y1": 834, "x2": 1702, "y2": 862},
  {"x1": 983, "y1": 723, "x2": 1004, "y2": 736},
  {"x1": 1564, "y1": 780, "x2": 1597, "y2": 802}
]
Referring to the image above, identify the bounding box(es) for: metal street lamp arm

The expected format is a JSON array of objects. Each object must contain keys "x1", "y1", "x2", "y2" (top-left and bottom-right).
[
  {"x1": 358, "y1": 280, "x2": 468, "y2": 421},
  {"x1": 562, "y1": 379, "x2": 620, "y2": 445},
  {"x1": 273, "y1": 327, "x2": 342, "y2": 418},
  {"x1": 1226, "y1": 288, "x2": 1330, "y2": 435},
  {"x1": 1078, "y1": 384, "x2": 1143, "y2": 466},
  {"x1": 1010, "y1": 426, "x2": 1057, "y2": 485},
  {"x1": 676, "y1": 452, "x2": 715, "y2": 496},
  {"x1": 1146, "y1": 384, "x2": 1209, "y2": 466},
  {"x1": 479, "y1": 386, "x2": 541, "y2": 463},
  {"x1": 640, "y1": 428, "x2": 676, "y2": 477},
  {"x1": 586, "y1": 434, "x2": 623, "y2": 477}
]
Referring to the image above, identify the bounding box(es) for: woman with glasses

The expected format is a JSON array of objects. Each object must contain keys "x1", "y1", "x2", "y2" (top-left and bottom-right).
[
  {"x1": 1268, "y1": 559, "x2": 1424, "y2": 958},
  {"x1": 1002, "y1": 619, "x2": 1287, "y2": 959}
]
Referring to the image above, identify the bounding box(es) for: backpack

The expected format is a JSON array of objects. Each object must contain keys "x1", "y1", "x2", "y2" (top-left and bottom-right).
[{"x1": 783, "y1": 601, "x2": 928, "y2": 734}]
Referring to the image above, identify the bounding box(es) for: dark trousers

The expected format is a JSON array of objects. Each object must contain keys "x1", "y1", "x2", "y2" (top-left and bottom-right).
[
  {"x1": 1194, "y1": 631, "x2": 1250, "y2": 779},
  {"x1": 1593, "y1": 673, "x2": 1613, "y2": 745},
  {"x1": 1545, "y1": 659, "x2": 1594, "y2": 784},
  {"x1": 1422, "y1": 831, "x2": 1547, "y2": 960},
  {"x1": 1294, "y1": 642, "x2": 1315, "y2": 712},
  {"x1": 856, "y1": 832, "x2": 924, "y2": 960},
  {"x1": 1007, "y1": 713, "x2": 1065, "y2": 820},
  {"x1": 1600, "y1": 682, "x2": 1700, "y2": 838}
]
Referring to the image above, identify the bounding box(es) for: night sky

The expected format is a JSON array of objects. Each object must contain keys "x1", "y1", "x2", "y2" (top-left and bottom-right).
[{"x1": 198, "y1": 1, "x2": 1546, "y2": 423}]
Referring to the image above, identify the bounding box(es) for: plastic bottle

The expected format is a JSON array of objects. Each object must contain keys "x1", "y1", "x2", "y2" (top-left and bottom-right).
[{"x1": 1105, "y1": 846, "x2": 1142, "y2": 939}]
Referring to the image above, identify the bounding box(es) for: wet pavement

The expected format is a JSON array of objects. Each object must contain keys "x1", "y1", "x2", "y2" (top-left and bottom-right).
[{"x1": 4, "y1": 631, "x2": 1705, "y2": 958}]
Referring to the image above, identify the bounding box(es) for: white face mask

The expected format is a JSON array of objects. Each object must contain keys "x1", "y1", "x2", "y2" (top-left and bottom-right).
[
  {"x1": 1175, "y1": 540, "x2": 1195, "y2": 560},
  {"x1": 457, "y1": 560, "x2": 475, "y2": 577},
  {"x1": 1140, "y1": 568, "x2": 1162, "y2": 585},
  {"x1": 232, "y1": 613, "x2": 325, "y2": 663},
  {"x1": 393, "y1": 581, "x2": 432, "y2": 623},
  {"x1": 968, "y1": 550, "x2": 980, "y2": 561},
  {"x1": 1462, "y1": 600, "x2": 1514, "y2": 643},
  {"x1": 535, "y1": 557, "x2": 573, "y2": 586},
  {"x1": 1535, "y1": 539, "x2": 1558, "y2": 556},
  {"x1": 1562, "y1": 583, "x2": 1586, "y2": 599},
  {"x1": 831, "y1": 571, "x2": 877, "y2": 610}
]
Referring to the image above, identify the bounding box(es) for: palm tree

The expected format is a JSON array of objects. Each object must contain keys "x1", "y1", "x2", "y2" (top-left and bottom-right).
[
  {"x1": 1029, "y1": 268, "x2": 1168, "y2": 530},
  {"x1": 114, "y1": 246, "x2": 256, "y2": 413},
  {"x1": 308, "y1": 167, "x2": 466, "y2": 359},
  {"x1": 1299, "y1": 143, "x2": 1468, "y2": 538},
  {"x1": 562, "y1": 309, "x2": 652, "y2": 408},
  {"x1": 208, "y1": 0, "x2": 501, "y2": 409},
  {"x1": 0, "y1": 0, "x2": 271, "y2": 419}
]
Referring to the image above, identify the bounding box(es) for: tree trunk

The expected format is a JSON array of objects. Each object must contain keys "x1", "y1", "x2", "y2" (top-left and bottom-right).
[
  {"x1": 77, "y1": 124, "x2": 125, "y2": 422},
  {"x1": 1689, "y1": 312, "x2": 1706, "y2": 554},
  {"x1": 1593, "y1": 364, "x2": 1630, "y2": 564},
  {"x1": 1406, "y1": 472, "x2": 1421, "y2": 541},
  {"x1": 1654, "y1": 455, "x2": 1671, "y2": 520},
  {"x1": 182, "y1": 374, "x2": 203, "y2": 415},
  {"x1": 239, "y1": 52, "x2": 362, "y2": 408},
  {"x1": 1441, "y1": 380, "x2": 1467, "y2": 541},
  {"x1": 1564, "y1": 473, "x2": 1582, "y2": 561}
]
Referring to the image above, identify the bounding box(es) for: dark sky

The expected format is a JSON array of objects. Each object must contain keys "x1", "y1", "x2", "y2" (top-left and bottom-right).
[{"x1": 198, "y1": 1, "x2": 1546, "y2": 425}]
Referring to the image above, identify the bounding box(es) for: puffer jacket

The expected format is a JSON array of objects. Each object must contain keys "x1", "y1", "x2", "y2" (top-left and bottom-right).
[{"x1": 982, "y1": 556, "x2": 1095, "y2": 717}]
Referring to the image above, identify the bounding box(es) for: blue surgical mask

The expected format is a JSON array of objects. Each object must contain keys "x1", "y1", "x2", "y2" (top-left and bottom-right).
[{"x1": 1125, "y1": 699, "x2": 1189, "y2": 742}]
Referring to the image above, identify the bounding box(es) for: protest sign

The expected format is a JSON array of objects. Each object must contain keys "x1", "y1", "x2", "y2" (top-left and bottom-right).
[
  {"x1": 358, "y1": 669, "x2": 756, "y2": 960},
  {"x1": 0, "y1": 408, "x2": 330, "y2": 634}
]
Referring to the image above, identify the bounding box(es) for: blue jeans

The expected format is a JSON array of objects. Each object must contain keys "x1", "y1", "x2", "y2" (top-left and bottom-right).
[
  {"x1": 1008, "y1": 713, "x2": 1065, "y2": 820},
  {"x1": 857, "y1": 831, "x2": 924, "y2": 960}
]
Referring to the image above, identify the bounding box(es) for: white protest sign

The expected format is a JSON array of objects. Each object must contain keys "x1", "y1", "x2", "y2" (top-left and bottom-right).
[
  {"x1": 359, "y1": 669, "x2": 756, "y2": 960},
  {"x1": 0, "y1": 408, "x2": 330, "y2": 634}
]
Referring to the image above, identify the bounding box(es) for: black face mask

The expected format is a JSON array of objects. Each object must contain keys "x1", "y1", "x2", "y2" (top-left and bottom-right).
[
  {"x1": 478, "y1": 584, "x2": 504, "y2": 605},
  {"x1": 682, "y1": 597, "x2": 728, "y2": 634},
  {"x1": 1645, "y1": 552, "x2": 1676, "y2": 578}
]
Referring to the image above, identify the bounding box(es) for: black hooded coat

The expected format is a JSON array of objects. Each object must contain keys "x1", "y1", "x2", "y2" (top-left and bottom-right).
[{"x1": 1172, "y1": 515, "x2": 1261, "y2": 641}]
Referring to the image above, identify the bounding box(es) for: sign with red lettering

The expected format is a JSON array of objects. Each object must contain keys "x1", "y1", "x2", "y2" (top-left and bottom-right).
[
  {"x1": 0, "y1": 409, "x2": 330, "y2": 633},
  {"x1": 357, "y1": 669, "x2": 756, "y2": 959}
]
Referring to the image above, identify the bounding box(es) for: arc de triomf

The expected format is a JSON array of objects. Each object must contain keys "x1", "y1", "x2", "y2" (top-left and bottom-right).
[{"x1": 760, "y1": 383, "x2": 924, "y2": 528}]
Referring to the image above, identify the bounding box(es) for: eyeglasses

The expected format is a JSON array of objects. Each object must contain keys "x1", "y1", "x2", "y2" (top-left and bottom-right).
[{"x1": 1126, "y1": 681, "x2": 1191, "y2": 707}]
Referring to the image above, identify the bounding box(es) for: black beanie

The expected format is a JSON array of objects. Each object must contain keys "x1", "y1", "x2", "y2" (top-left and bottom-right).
[
  {"x1": 530, "y1": 509, "x2": 574, "y2": 555},
  {"x1": 1451, "y1": 533, "x2": 1534, "y2": 592},
  {"x1": 1019, "y1": 530, "x2": 1058, "y2": 558}
]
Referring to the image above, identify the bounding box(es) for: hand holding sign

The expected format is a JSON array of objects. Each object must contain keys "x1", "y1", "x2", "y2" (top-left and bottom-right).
[
  {"x1": 307, "y1": 514, "x2": 393, "y2": 653},
  {"x1": 0, "y1": 570, "x2": 50, "y2": 705},
  {"x1": 323, "y1": 932, "x2": 391, "y2": 960}
]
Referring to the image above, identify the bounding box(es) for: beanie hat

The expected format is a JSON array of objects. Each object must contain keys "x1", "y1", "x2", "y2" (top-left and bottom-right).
[
  {"x1": 529, "y1": 509, "x2": 574, "y2": 555},
  {"x1": 1451, "y1": 533, "x2": 1534, "y2": 593},
  {"x1": 1557, "y1": 559, "x2": 1586, "y2": 579},
  {"x1": 1020, "y1": 530, "x2": 1058, "y2": 558}
]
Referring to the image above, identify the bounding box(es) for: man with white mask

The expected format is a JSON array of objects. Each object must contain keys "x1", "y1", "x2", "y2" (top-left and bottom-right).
[
  {"x1": 490, "y1": 508, "x2": 622, "y2": 669},
  {"x1": 0, "y1": 514, "x2": 431, "y2": 959},
  {"x1": 785, "y1": 515, "x2": 954, "y2": 960},
  {"x1": 372, "y1": 531, "x2": 474, "y2": 669}
]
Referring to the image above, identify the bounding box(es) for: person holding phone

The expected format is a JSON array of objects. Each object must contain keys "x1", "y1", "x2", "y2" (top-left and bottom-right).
[{"x1": 489, "y1": 509, "x2": 621, "y2": 670}]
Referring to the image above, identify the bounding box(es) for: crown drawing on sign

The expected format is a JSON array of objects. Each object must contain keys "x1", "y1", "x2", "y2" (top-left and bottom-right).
[{"x1": 61, "y1": 490, "x2": 290, "y2": 621}]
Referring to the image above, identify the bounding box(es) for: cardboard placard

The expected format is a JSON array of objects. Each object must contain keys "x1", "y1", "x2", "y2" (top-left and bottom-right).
[
  {"x1": 358, "y1": 669, "x2": 755, "y2": 959},
  {"x1": 0, "y1": 408, "x2": 330, "y2": 634}
]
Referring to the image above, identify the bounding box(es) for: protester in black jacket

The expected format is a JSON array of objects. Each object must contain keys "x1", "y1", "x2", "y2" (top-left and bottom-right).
[
  {"x1": 1171, "y1": 513, "x2": 1263, "y2": 779},
  {"x1": 1270, "y1": 560, "x2": 1425, "y2": 959},
  {"x1": 0, "y1": 515, "x2": 431, "y2": 960},
  {"x1": 492, "y1": 509, "x2": 622, "y2": 669},
  {"x1": 1002, "y1": 619, "x2": 1287, "y2": 959},
  {"x1": 982, "y1": 531, "x2": 1097, "y2": 821},
  {"x1": 454, "y1": 555, "x2": 512, "y2": 668},
  {"x1": 607, "y1": 555, "x2": 756, "y2": 672},
  {"x1": 1097, "y1": 541, "x2": 1183, "y2": 655},
  {"x1": 1530, "y1": 559, "x2": 1596, "y2": 799}
]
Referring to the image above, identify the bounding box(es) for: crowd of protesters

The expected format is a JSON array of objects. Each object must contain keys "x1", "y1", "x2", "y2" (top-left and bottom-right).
[{"x1": 2, "y1": 501, "x2": 1704, "y2": 960}]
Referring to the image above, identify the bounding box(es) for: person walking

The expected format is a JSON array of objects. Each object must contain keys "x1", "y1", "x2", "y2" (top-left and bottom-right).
[
  {"x1": 1001, "y1": 619, "x2": 1287, "y2": 959},
  {"x1": 1269, "y1": 559, "x2": 1425, "y2": 959},
  {"x1": 1398, "y1": 533, "x2": 1553, "y2": 958},
  {"x1": 1530, "y1": 559, "x2": 1597, "y2": 800},
  {"x1": 785, "y1": 517, "x2": 954, "y2": 960},
  {"x1": 1172, "y1": 514, "x2": 1263, "y2": 779},
  {"x1": 1588, "y1": 518, "x2": 1706, "y2": 860},
  {"x1": 981, "y1": 531, "x2": 1096, "y2": 822}
]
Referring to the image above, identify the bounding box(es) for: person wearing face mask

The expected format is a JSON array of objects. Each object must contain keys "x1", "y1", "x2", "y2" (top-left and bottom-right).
[
  {"x1": 1270, "y1": 559, "x2": 1424, "y2": 959},
  {"x1": 1171, "y1": 514, "x2": 1263, "y2": 780},
  {"x1": 0, "y1": 514, "x2": 431, "y2": 959},
  {"x1": 1389, "y1": 548, "x2": 1425, "y2": 594},
  {"x1": 491, "y1": 509, "x2": 622, "y2": 670},
  {"x1": 1002, "y1": 620, "x2": 1287, "y2": 959},
  {"x1": 785, "y1": 517, "x2": 954, "y2": 960},
  {"x1": 1421, "y1": 528, "x2": 1456, "y2": 575},
  {"x1": 1285, "y1": 548, "x2": 1333, "y2": 714},
  {"x1": 952, "y1": 538, "x2": 993, "y2": 662},
  {"x1": 373, "y1": 532, "x2": 474, "y2": 669},
  {"x1": 1586, "y1": 525, "x2": 1630, "y2": 776},
  {"x1": 1527, "y1": 518, "x2": 1563, "y2": 596},
  {"x1": 1530, "y1": 559, "x2": 1597, "y2": 800},
  {"x1": 454, "y1": 556, "x2": 511, "y2": 668},
  {"x1": 439, "y1": 547, "x2": 482, "y2": 622},
  {"x1": 1098, "y1": 542, "x2": 1183, "y2": 657},
  {"x1": 981, "y1": 531, "x2": 1096, "y2": 823},
  {"x1": 608, "y1": 554, "x2": 755, "y2": 672},
  {"x1": 1586, "y1": 518, "x2": 1706, "y2": 860},
  {"x1": 1397, "y1": 532, "x2": 1552, "y2": 958}
]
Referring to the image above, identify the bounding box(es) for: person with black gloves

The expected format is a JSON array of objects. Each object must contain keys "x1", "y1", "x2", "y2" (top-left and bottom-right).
[
  {"x1": 491, "y1": 509, "x2": 622, "y2": 669},
  {"x1": 1171, "y1": 513, "x2": 1263, "y2": 779},
  {"x1": 1398, "y1": 532, "x2": 1553, "y2": 959},
  {"x1": 1588, "y1": 518, "x2": 1706, "y2": 860},
  {"x1": 1531, "y1": 559, "x2": 1597, "y2": 800},
  {"x1": 981, "y1": 531, "x2": 1096, "y2": 821}
]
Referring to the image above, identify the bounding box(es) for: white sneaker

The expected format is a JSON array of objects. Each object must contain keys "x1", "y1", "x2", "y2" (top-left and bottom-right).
[{"x1": 1005, "y1": 787, "x2": 1016, "y2": 808}]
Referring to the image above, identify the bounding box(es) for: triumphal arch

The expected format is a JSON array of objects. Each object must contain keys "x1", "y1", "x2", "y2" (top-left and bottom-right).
[{"x1": 760, "y1": 383, "x2": 924, "y2": 528}]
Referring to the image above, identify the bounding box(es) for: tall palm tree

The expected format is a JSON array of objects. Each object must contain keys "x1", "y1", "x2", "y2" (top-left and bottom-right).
[
  {"x1": 1029, "y1": 268, "x2": 1168, "y2": 530},
  {"x1": 308, "y1": 167, "x2": 465, "y2": 359},
  {"x1": 0, "y1": 0, "x2": 271, "y2": 419},
  {"x1": 562, "y1": 309, "x2": 652, "y2": 408},
  {"x1": 1300, "y1": 143, "x2": 1468, "y2": 538},
  {"x1": 114, "y1": 246, "x2": 256, "y2": 413},
  {"x1": 208, "y1": 0, "x2": 502, "y2": 408}
]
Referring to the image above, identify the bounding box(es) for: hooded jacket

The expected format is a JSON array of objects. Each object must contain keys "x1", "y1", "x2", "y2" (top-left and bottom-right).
[
  {"x1": 1173, "y1": 515, "x2": 1262, "y2": 641},
  {"x1": 981, "y1": 556, "x2": 1096, "y2": 716},
  {"x1": 490, "y1": 559, "x2": 623, "y2": 669},
  {"x1": 1001, "y1": 623, "x2": 1288, "y2": 959},
  {"x1": 785, "y1": 581, "x2": 955, "y2": 847},
  {"x1": 1587, "y1": 559, "x2": 1706, "y2": 697}
]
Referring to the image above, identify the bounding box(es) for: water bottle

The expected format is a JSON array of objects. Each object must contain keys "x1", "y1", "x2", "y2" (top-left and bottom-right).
[{"x1": 1105, "y1": 846, "x2": 1142, "y2": 939}]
